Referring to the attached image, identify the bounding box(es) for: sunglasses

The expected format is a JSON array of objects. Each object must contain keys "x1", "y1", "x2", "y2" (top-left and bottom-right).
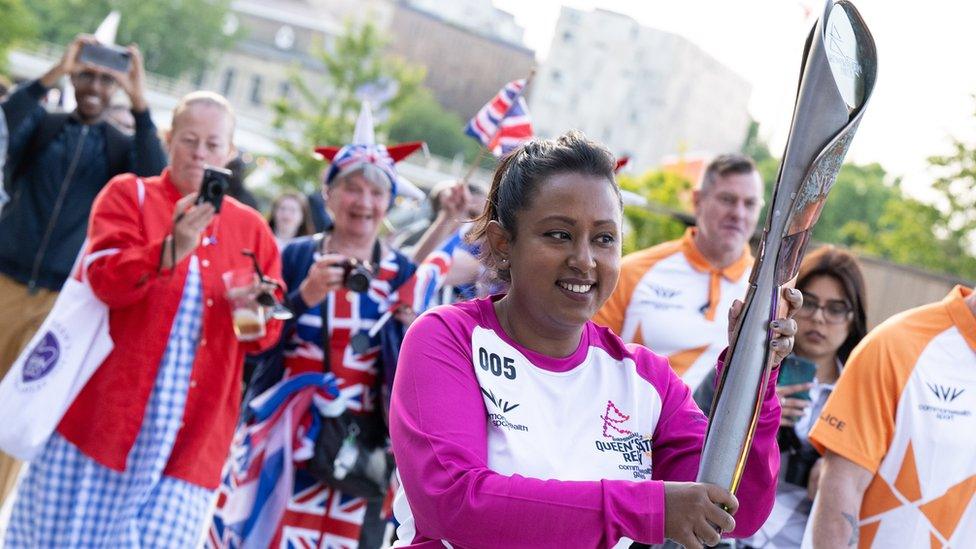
[{"x1": 242, "y1": 249, "x2": 292, "y2": 320}]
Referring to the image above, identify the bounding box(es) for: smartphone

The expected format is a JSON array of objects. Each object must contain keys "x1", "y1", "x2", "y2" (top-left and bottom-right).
[
  {"x1": 78, "y1": 42, "x2": 131, "y2": 73},
  {"x1": 777, "y1": 356, "x2": 817, "y2": 400},
  {"x1": 196, "y1": 166, "x2": 232, "y2": 213}
]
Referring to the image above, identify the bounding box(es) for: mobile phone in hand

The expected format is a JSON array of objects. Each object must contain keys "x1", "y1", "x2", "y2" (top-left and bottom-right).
[
  {"x1": 78, "y1": 42, "x2": 132, "y2": 73},
  {"x1": 777, "y1": 356, "x2": 817, "y2": 400},
  {"x1": 196, "y1": 166, "x2": 232, "y2": 213}
]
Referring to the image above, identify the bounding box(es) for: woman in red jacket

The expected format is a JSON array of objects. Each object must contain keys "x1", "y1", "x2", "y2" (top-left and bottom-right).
[{"x1": 5, "y1": 91, "x2": 284, "y2": 547}]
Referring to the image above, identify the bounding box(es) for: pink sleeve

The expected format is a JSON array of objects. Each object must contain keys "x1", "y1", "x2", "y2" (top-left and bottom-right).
[
  {"x1": 642, "y1": 348, "x2": 781, "y2": 537},
  {"x1": 389, "y1": 309, "x2": 666, "y2": 547}
]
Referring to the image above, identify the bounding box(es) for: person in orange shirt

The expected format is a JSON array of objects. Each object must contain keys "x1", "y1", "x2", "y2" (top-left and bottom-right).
[
  {"x1": 594, "y1": 154, "x2": 763, "y2": 392},
  {"x1": 804, "y1": 286, "x2": 976, "y2": 547}
]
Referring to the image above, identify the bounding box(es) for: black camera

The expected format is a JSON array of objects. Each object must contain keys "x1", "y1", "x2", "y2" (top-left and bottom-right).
[
  {"x1": 78, "y1": 42, "x2": 132, "y2": 73},
  {"x1": 341, "y1": 259, "x2": 374, "y2": 293},
  {"x1": 196, "y1": 166, "x2": 232, "y2": 213}
]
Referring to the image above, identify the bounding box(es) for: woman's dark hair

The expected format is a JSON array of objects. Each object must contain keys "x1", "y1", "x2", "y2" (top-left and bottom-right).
[
  {"x1": 796, "y1": 245, "x2": 868, "y2": 363},
  {"x1": 268, "y1": 191, "x2": 314, "y2": 238},
  {"x1": 467, "y1": 130, "x2": 620, "y2": 282}
]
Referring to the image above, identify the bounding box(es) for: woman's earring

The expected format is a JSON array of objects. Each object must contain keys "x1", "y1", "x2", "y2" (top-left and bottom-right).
[{"x1": 499, "y1": 257, "x2": 509, "y2": 267}]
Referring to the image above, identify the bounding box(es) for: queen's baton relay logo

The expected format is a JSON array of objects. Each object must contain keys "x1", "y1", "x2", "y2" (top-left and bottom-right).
[{"x1": 594, "y1": 400, "x2": 653, "y2": 479}]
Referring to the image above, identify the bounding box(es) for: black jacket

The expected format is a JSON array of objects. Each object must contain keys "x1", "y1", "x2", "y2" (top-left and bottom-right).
[{"x1": 0, "y1": 79, "x2": 167, "y2": 291}]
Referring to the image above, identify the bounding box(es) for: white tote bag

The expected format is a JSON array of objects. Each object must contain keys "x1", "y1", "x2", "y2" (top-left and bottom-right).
[{"x1": 0, "y1": 179, "x2": 144, "y2": 460}]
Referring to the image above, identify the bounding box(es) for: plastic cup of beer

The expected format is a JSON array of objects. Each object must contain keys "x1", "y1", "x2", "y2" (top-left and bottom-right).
[{"x1": 222, "y1": 268, "x2": 266, "y2": 341}]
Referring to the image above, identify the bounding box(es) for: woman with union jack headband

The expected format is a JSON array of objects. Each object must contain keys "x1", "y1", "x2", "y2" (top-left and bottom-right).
[{"x1": 208, "y1": 103, "x2": 470, "y2": 548}]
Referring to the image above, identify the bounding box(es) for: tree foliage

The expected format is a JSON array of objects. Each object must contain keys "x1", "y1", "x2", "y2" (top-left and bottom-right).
[
  {"x1": 619, "y1": 170, "x2": 692, "y2": 255},
  {"x1": 0, "y1": 0, "x2": 37, "y2": 74},
  {"x1": 621, "y1": 121, "x2": 976, "y2": 279},
  {"x1": 730, "y1": 123, "x2": 976, "y2": 279},
  {"x1": 809, "y1": 163, "x2": 976, "y2": 278},
  {"x1": 24, "y1": 0, "x2": 237, "y2": 79},
  {"x1": 387, "y1": 90, "x2": 480, "y2": 163},
  {"x1": 928, "y1": 108, "x2": 976, "y2": 275},
  {"x1": 749, "y1": 147, "x2": 976, "y2": 279},
  {"x1": 270, "y1": 22, "x2": 424, "y2": 192}
]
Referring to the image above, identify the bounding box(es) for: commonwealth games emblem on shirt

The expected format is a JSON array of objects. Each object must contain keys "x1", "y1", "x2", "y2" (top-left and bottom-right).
[
  {"x1": 595, "y1": 400, "x2": 653, "y2": 479},
  {"x1": 481, "y1": 387, "x2": 529, "y2": 432}
]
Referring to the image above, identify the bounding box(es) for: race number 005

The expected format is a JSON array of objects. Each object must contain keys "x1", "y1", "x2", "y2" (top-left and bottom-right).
[{"x1": 479, "y1": 348, "x2": 516, "y2": 380}]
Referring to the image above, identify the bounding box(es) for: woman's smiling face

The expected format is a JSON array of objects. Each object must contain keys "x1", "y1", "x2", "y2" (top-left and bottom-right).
[{"x1": 494, "y1": 171, "x2": 622, "y2": 331}]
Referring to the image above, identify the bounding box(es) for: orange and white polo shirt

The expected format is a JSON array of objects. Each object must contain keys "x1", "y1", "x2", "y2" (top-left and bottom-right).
[
  {"x1": 593, "y1": 228, "x2": 752, "y2": 390},
  {"x1": 808, "y1": 286, "x2": 976, "y2": 548}
]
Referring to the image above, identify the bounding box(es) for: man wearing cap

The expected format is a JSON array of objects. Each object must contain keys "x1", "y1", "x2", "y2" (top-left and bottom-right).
[{"x1": 594, "y1": 153, "x2": 763, "y2": 393}]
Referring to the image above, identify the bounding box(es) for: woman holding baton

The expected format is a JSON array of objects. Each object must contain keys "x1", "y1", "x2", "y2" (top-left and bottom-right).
[{"x1": 390, "y1": 132, "x2": 799, "y2": 548}]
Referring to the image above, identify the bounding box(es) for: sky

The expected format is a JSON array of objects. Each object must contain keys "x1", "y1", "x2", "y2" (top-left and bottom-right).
[{"x1": 492, "y1": 0, "x2": 976, "y2": 201}]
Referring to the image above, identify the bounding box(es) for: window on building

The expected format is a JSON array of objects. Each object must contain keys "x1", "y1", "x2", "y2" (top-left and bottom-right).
[
  {"x1": 275, "y1": 25, "x2": 296, "y2": 50},
  {"x1": 279, "y1": 80, "x2": 291, "y2": 100},
  {"x1": 562, "y1": 31, "x2": 573, "y2": 43},
  {"x1": 222, "y1": 14, "x2": 239, "y2": 36},
  {"x1": 221, "y1": 68, "x2": 236, "y2": 97},
  {"x1": 551, "y1": 70, "x2": 562, "y2": 84},
  {"x1": 249, "y1": 75, "x2": 263, "y2": 105},
  {"x1": 193, "y1": 70, "x2": 206, "y2": 89}
]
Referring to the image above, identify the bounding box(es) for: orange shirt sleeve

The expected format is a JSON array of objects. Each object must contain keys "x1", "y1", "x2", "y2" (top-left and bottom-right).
[
  {"x1": 593, "y1": 268, "x2": 633, "y2": 337},
  {"x1": 594, "y1": 242, "x2": 681, "y2": 338},
  {"x1": 808, "y1": 308, "x2": 944, "y2": 473}
]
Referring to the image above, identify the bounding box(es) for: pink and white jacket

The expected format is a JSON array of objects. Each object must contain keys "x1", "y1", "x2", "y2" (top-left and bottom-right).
[{"x1": 390, "y1": 296, "x2": 780, "y2": 548}]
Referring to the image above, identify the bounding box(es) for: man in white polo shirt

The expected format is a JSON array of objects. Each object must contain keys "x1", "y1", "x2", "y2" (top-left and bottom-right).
[{"x1": 594, "y1": 154, "x2": 763, "y2": 392}]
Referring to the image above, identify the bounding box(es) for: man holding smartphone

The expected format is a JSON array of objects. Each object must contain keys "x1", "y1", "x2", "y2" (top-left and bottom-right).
[{"x1": 0, "y1": 34, "x2": 166, "y2": 504}]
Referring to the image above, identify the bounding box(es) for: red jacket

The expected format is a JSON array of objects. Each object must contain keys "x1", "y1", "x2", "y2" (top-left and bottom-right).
[{"x1": 57, "y1": 170, "x2": 283, "y2": 489}]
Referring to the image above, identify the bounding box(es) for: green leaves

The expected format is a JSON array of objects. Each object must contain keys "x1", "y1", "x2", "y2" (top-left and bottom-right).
[
  {"x1": 270, "y1": 21, "x2": 424, "y2": 192},
  {"x1": 812, "y1": 162, "x2": 976, "y2": 279},
  {"x1": 745, "y1": 121, "x2": 976, "y2": 280},
  {"x1": 0, "y1": 0, "x2": 37, "y2": 74},
  {"x1": 618, "y1": 170, "x2": 692, "y2": 255},
  {"x1": 24, "y1": 0, "x2": 237, "y2": 79},
  {"x1": 387, "y1": 90, "x2": 480, "y2": 163}
]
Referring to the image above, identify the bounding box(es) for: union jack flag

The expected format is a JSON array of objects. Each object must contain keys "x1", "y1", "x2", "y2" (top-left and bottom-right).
[
  {"x1": 465, "y1": 79, "x2": 534, "y2": 157},
  {"x1": 393, "y1": 230, "x2": 464, "y2": 314},
  {"x1": 270, "y1": 472, "x2": 365, "y2": 548},
  {"x1": 206, "y1": 373, "x2": 347, "y2": 548},
  {"x1": 209, "y1": 251, "x2": 417, "y2": 548}
]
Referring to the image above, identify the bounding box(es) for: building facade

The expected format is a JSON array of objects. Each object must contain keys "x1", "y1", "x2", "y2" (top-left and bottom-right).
[
  {"x1": 195, "y1": 0, "x2": 534, "y2": 144},
  {"x1": 530, "y1": 7, "x2": 752, "y2": 174},
  {"x1": 402, "y1": 0, "x2": 525, "y2": 48},
  {"x1": 387, "y1": 1, "x2": 535, "y2": 119}
]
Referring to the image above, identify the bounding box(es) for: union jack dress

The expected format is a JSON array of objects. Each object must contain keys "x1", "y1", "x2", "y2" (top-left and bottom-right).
[{"x1": 209, "y1": 238, "x2": 418, "y2": 548}]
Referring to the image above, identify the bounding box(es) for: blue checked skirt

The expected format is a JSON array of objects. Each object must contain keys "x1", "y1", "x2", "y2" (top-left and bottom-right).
[{"x1": 5, "y1": 257, "x2": 216, "y2": 548}]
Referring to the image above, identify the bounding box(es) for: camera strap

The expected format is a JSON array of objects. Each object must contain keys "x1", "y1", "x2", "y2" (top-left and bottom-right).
[
  {"x1": 317, "y1": 237, "x2": 382, "y2": 374},
  {"x1": 317, "y1": 231, "x2": 382, "y2": 265}
]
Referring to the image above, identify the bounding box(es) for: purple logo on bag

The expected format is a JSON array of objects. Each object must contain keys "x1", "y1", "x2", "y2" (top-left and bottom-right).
[{"x1": 22, "y1": 331, "x2": 61, "y2": 382}]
